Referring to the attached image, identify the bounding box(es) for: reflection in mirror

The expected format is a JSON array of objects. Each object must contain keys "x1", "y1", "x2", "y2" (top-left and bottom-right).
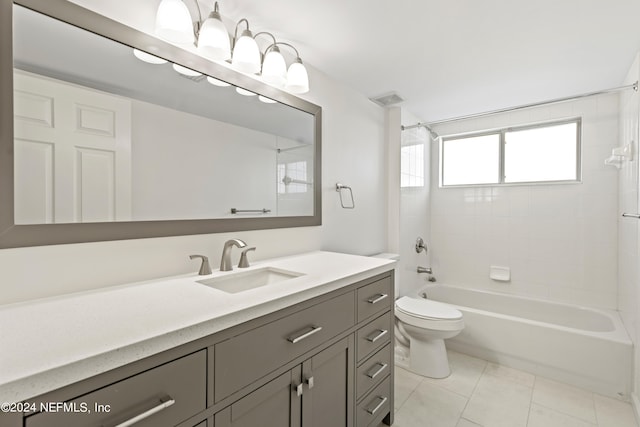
[{"x1": 12, "y1": 4, "x2": 316, "y2": 224}]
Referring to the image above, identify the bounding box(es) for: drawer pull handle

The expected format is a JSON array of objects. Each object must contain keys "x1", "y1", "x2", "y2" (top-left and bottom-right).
[
  {"x1": 294, "y1": 383, "x2": 304, "y2": 397},
  {"x1": 366, "y1": 396, "x2": 388, "y2": 415},
  {"x1": 112, "y1": 397, "x2": 175, "y2": 427},
  {"x1": 367, "y1": 293, "x2": 388, "y2": 304},
  {"x1": 366, "y1": 362, "x2": 388, "y2": 379},
  {"x1": 288, "y1": 326, "x2": 323, "y2": 344},
  {"x1": 366, "y1": 329, "x2": 388, "y2": 343}
]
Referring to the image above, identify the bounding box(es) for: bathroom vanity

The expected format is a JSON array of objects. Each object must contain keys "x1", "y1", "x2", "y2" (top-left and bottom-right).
[{"x1": 0, "y1": 252, "x2": 395, "y2": 427}]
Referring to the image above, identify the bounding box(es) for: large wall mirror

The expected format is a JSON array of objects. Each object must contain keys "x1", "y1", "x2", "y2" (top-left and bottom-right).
[{"x1": 0, "y1": 0, "x2": 321, "y2": 248}]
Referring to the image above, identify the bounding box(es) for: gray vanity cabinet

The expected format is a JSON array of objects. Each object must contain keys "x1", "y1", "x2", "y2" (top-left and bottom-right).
[
  {"x1": 8, "y1": 271, "x2": 394, "y2": 427},
  {"x1": 215, "y1": 337, "x2": 353, "y2": 427}
]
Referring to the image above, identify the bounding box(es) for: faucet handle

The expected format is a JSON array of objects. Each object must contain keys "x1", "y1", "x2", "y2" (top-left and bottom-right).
[
  {"x1": 238, "y1": 247, "x2": 256, "y2": 268},
  {"x1": 189, "y1": 254, "x2": 212, "y2": 275}
]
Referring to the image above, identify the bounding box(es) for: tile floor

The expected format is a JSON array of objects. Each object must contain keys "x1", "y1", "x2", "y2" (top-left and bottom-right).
[{"x1": 393, "y1": 351, "x2": 638, "y2": 427}]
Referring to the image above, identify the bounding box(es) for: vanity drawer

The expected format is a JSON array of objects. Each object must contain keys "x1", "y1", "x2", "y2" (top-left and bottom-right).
[
  {"x1": 357, "y1": 312, "x2": 392, "y2": 362},
  {"x1": 356, "y1": 376, "x2": 391, "y2": 427},
  {"x1": 25, "y1": 350, "x2": 206, "y2": 427},
  {"x1": 356, "y1": 343, "x2": 391, "y2": 400},
  {"x1": 215, "y1": 291, "x2": 355, "y2": 402},
  {"x1": 357, "y1": 276, "x2": 392, "y2": 322}
]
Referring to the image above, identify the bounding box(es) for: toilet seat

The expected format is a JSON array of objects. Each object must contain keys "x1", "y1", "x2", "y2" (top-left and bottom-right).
[{"x1": 395, "y1": 296, "x2": 462, "y2": 321}]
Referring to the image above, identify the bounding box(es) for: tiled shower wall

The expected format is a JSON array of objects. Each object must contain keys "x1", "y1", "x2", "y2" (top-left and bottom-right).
[
  {"x1": 617, "y1": 53, "x2": 640, "y2": 407},
  {"x1": 429, "y1": 94, "x2": 620, "y2": 309}
]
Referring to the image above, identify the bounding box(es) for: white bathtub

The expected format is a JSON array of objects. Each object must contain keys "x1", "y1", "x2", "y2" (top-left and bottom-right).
[{"x1": 420, "y1": 284, "x2": 633, "y2": 399}]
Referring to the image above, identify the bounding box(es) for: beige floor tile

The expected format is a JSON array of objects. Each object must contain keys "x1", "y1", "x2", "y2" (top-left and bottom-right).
[
  {"x1": 394, "y1": 366, "x2": 424, "y2": 410},
  {"x1": 528, "y1": 403, "x2": 596, "y2": 427},
  {"x1": 593, "y1": 394, "x2": 639, "y2": 427},
  {"x1": 483, "y1": 362, "x2": 535, "y2": 387},
  {"x1": 532, "y1": 377, "x2": 596, "y2": 424},
  {"x1": 462, "y1": 370, "x2": 532, "y2": 427},
  {"x1": 423, "y1": 350, "x2": 487, "y2": 397},
  {"x1": 394, "y1": 382, "x2": 467, "y2": 427}
]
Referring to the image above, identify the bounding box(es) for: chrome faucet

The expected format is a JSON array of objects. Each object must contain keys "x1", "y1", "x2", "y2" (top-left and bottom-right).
[
  {"x1": 220, "y1": 239, "x2": 247, "y2": 271},
  {"x1": 417, "y1": 266, "x2": 432, "y2": 274}
]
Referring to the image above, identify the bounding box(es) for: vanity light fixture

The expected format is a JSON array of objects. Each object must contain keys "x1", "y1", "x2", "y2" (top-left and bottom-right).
[
  {"x1": 155, "y1": 0, "x2": 194, "y2": 44},
  {"x1": 172, "y1": 63, "x2": 203, "y2": 77},
  {"x1": 235, "y1": 87, "x2": 257, "y2": 96},
  {"x1": 197, "y1": 2, "x2": 231, "y2": 60},
  {"x1": 258, "y1": 95, "x2": 277, "y2": 104},
  {"x1": 151, "y1": 1, "x2": 311, "y2": 93},
  {"x1": 132, "y1": 49, "x2": 168, "y2": 64},
  {"x1": 272, "y1": 42, "x2": 309, "y2": 94},
  {"x1": 230, "y1": 19, "x2": 261, "y2": 74},
  {"x1": 206, "y1": 76, "x2": 231, "y2": 87}
]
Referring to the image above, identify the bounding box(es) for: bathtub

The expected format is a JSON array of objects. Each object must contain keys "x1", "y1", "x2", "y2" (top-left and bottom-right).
[{"x1": 420, "y1": 284, "x2": 633, "y2": 399}]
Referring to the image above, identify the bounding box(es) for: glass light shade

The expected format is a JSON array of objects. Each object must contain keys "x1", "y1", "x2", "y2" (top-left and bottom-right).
[
  {"x1": 235, "y1": 87, "x2": 257, "y2": 96},
  {"x1": 198, "y1": 13, "x2": 231, "y2": 60},
  {"x1": 261, "y1": 49, "x2": 287, "y2": 87},
  {"x1": 206, "y1": 76, "x2": 231, "y2": 87},
  {"x1": 231, "y1": 31, "x2": 261, "y2": 74},
  {"x1": 258, "y1": 95, "x2": 277, "y2": 104},
  {"x1": 155, "y1": 0, "x2": 194, "y2": 45},
  {"x1": 133, "y1": 49, "x2": 167, "y2": 64},
  {"x1": 172, "y1": 63, "x2": 202, "y2": 77},
  {"x1": 285, "y1": 60, "x2": 309, "y2": 93}
]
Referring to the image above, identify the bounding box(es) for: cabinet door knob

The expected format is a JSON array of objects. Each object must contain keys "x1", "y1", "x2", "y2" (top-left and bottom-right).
[
  {"x1": 294, "y1": 383, "x2": 304, "y2": 397},
  {"x1": 305, "y1": 376, "x2": 315, "y2": 389}
]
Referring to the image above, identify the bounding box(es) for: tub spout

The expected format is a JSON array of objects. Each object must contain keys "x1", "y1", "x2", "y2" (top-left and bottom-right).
[{"x1": 417, "y1": 266, "x2": 432, "y2": 274}]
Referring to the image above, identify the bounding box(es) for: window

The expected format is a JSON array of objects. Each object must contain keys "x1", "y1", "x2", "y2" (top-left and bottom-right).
[
  {"x1": 440, "y1": 119, "x2": 580, "y2": 187},
  {"x1": 278, "y1": 161, "x2": 309, "y2": 194}
]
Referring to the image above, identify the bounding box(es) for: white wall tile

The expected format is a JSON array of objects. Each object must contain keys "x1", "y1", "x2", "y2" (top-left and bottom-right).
[{"x1": 429, "y1": 95, "x2": 620, "y2": 309}]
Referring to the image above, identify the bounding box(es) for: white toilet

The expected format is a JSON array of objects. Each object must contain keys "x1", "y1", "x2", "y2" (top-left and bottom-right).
[
  {"x1": 395, "y1": 295, "x2": 464, "y2": 378},
  {"x1": 370, "y1": 253, "x2": 464, "y2": 379}
]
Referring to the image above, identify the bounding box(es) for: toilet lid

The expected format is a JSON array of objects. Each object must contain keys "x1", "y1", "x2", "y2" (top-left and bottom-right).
[{"x1": 395, "y1": 296, "x2": 462, "y2": 321}]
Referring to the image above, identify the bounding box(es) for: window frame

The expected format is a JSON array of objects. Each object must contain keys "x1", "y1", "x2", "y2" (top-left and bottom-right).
[{"x1": 439, "y1": 117, "x2": 582, "y2": 188}]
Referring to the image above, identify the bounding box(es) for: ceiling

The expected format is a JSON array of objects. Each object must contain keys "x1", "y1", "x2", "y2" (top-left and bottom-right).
[
  {"x1": 73, "y1": 0, "x2": 640, "y2": 123},
  {"x1": 218, "y1": 0, "x2": 640, "y2": 123}
]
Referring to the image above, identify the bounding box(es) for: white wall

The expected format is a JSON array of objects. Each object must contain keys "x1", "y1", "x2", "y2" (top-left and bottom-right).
[
  {"x1": 397, "y1": 109, "x2": 432, "y2": 297},
  {"x1": 617, "y1": 53, "x2": 640, "y2": 408},
  {"x1": 430, "y1": 94, "x2": 620, "y2": 309},
  {"x1": 0, "y1": 1, "x2": 387, "y2": 305},
  {"x1": 132, "y1": 100, "x2": 278, "y2": 220}
]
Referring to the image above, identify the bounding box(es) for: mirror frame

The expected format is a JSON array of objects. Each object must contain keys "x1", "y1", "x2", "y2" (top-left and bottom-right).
[{"x1": 0, "y1": 0, "x2": 322, "y2": 249}]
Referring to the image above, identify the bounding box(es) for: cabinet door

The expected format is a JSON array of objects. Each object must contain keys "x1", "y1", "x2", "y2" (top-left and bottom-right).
[
  {"x1": 215, "y1": 367, "x2": 301, "y2": 427},
  {"x1": 301, "y1": 337, "x2": 354, "y2": 427}
]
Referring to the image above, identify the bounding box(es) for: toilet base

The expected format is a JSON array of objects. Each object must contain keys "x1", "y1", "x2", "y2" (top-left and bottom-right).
[{"x1": 408, "y1": 337, "x2": 451, "y2": 379}]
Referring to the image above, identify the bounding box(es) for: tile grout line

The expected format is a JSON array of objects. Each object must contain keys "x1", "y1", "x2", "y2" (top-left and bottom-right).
[
  {"x1": 525, "y1": 374, "x2": 537, "y2": 427},
  {"x1": 455, "y1": 359, "x2": 489, "y2": 425}
]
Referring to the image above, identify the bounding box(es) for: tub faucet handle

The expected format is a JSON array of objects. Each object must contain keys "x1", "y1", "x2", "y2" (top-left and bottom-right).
[{"x1": 415, "y1": 237, "x2": 428, "y2": 254}]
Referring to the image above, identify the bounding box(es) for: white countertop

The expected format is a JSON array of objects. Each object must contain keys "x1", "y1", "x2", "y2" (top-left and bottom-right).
[{"x1": 0, "y1": 251, "x2": 395, "y2": 403}]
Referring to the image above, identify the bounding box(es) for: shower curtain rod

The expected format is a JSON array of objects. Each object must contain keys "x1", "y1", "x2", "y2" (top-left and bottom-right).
[{"x1": 402, "y1": 81, "x2": 638, "y2": 131}]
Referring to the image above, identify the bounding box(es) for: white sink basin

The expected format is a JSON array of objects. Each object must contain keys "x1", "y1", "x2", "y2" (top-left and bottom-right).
[{"x1": 197, "y1": 267, "x2": 304, "y2": 293}]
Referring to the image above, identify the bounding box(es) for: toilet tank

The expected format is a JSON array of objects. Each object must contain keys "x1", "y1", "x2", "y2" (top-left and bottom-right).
[{"x1": 370, "y1": 253, "x2": 400, "y2": 298}]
